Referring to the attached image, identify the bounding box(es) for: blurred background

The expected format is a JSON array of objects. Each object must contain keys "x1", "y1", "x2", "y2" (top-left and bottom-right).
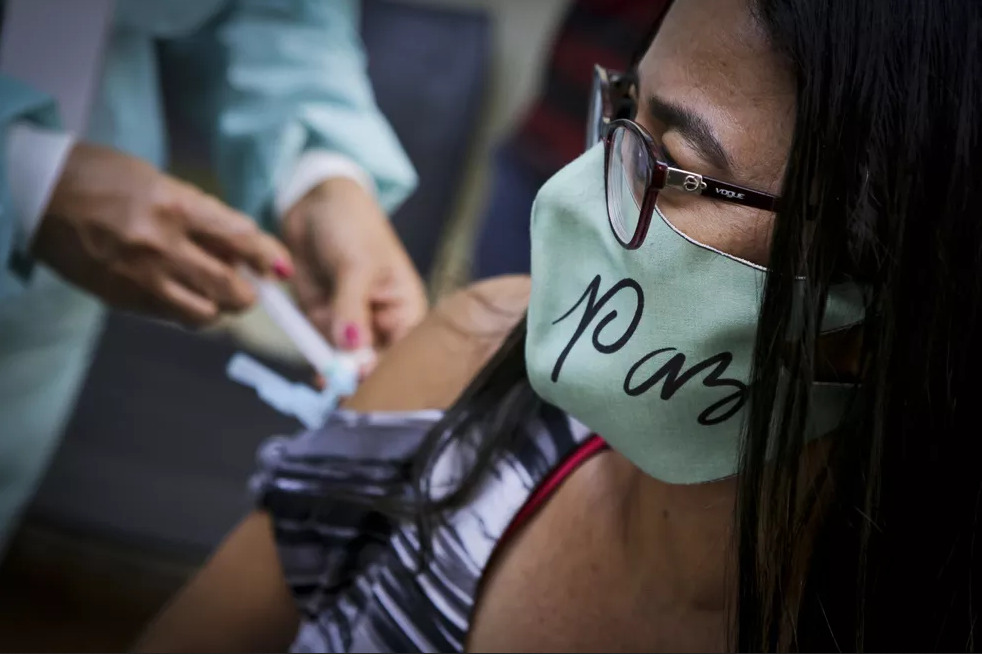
[{"x1": 0, "y1": 0, "x2": 572, "y2": 650}]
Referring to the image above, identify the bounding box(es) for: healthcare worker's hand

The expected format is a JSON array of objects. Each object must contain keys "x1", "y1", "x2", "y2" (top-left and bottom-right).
[
  {"x1": 282, "y1": 177, "x2": 428, "y2": 352},
  {"x1": 34, "y1": 142, "x2": 293, "y2": 327}
]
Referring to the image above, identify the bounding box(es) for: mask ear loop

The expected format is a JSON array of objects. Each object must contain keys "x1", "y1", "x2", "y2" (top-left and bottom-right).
[{"x1": 807, "y1": 165, "x2": 872, "y2": 339}]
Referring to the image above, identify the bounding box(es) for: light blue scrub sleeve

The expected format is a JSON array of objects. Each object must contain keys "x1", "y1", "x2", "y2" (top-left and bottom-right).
[{"x1": 160, "y1": 0, "x2": 418, "y2": 231}]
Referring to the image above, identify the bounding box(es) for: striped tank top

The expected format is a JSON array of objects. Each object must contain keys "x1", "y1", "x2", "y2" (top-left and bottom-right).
[{"x1": 250, "y1": 385, "x2": 603, "y2": 652}]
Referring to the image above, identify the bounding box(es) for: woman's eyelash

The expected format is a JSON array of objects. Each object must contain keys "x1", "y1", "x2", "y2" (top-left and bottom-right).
[{"x1": 651, "y1": 131, "x2": 680, "y2": 167}]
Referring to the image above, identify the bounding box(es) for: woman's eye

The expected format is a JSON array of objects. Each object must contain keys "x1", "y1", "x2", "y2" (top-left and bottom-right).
[{"x1": 647, "y1": 125, "x2": 680, "y2": 168}]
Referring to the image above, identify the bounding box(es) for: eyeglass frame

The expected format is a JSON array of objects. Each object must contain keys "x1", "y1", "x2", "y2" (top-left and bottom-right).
[
  {"x1": 586, "y1": 65, "x2": 638, "y2": 150},
  {"x1": 589, "y1": 65, "x2": 782, "y2": 250}
]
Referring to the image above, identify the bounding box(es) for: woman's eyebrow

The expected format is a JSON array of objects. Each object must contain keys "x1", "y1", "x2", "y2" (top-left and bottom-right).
[{"x1": 646, "y1": 94, "x2": 733, "y2": 173}]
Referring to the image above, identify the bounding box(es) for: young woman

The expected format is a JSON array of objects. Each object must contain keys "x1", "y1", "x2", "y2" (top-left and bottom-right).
[{"x1": 138, "y1": 0, "x2": 982, "y2": 650}]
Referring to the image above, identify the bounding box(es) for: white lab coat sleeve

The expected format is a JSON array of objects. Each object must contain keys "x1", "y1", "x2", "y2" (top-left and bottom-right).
[
  {"x1": 5, "y1": 123, "x2": 75, "y2": 252},
  {"x1": 273, "y1": 149, "x2": 377, "y2": 220},
  {"x1": 160, "y1": 0, "x2": 417, "y2": 232},
  {"x1": 0, "y1": 74, "x2": 62, "y2": 298}
]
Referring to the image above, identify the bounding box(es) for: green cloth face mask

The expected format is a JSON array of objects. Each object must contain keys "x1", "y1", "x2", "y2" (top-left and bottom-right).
[{"x1": 526, "y1": 144, "x2": 862, "y2": 484}]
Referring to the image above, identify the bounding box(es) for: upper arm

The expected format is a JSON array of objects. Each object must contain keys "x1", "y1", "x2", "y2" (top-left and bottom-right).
[
  {"x1": 135, "y1": 276, "x2": 529, "y2": 651},
  {"x1": 134, "y1": 512, "x2": 299, "y2": 653},
  {"x1": 344, "y1": 275, "x2": 531, "y2": 412}
]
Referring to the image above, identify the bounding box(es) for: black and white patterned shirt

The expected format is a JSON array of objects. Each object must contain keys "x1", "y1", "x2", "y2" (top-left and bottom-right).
[{"x1": 251, "y1": 387, "x2": 594, "y2": 653}]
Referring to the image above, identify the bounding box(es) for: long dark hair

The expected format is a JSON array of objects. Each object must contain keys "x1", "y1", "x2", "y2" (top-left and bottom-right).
[
  {"x1": 368, "y1": 0, "x2": 982, "y2": 650},
  {"x1": 738, "y1": 0, "x2": 982, "y2": 650}
]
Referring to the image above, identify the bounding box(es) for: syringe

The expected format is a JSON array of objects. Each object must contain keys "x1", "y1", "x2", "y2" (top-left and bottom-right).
[
  {"x1": 227, "y1": 268, "x2": 374, "y2": 427},
  {"x1": 239, "y1": 267, "x2": 373, "y2": 384}
]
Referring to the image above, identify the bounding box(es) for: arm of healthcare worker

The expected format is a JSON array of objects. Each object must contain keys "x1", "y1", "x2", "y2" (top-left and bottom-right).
[
  {"x1": 0, "y1": 73, "x2": 293, "y2": 325},
  {"x1": 164, "y1": 0, "x2": 427, "y2": 351}
]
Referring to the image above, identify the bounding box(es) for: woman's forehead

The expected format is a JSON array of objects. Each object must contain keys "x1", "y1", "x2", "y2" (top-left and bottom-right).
[
  {"x1": 639, "y1": 0, "x2": 786, "y2": 99},
  {"x1": 637, "y1": 0, "x2": 795, "y2": 184}
]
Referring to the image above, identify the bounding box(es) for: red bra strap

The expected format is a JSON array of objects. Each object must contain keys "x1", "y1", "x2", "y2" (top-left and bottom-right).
[{"x1": 501, "y1": 434, "x2": 608, "y2": 544}]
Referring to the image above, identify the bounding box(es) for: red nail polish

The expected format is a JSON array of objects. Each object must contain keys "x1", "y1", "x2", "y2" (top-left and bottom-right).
[
  {"x1": 273, "y1": 259, "x2": 293, "y2": 279},
  {"x1": 343, "y1": 323, "x2": 361, "y2": 348}
]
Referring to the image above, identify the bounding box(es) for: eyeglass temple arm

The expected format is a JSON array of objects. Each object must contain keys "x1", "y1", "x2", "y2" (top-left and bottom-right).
[{"x1": 664, "y1": 167, "x2": 780, "y2": 212}]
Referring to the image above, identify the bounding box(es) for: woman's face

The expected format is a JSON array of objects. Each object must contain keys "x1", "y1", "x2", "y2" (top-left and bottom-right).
[{"x1": 635, "y1": 0, "x2": 794, "y2": 265}]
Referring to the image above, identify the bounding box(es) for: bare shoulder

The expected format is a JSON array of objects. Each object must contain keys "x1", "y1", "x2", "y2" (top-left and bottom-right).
[
  {"x1": 343, "y1": 275, "x2": 530, "y2": 412},
  {"x1": 137, "y1": 281, "x2": 530, "y2": 651}
]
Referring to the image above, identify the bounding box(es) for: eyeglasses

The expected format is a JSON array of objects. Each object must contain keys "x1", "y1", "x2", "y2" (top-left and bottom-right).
[
  {"x1": 589, "y1": 65, "x2": 782, "y2": 250},
  {"x1": 586, "y1": 65, "x2": 637, "y2": 150}
]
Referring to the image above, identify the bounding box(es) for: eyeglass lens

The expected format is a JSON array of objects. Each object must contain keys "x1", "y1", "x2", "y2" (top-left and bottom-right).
[{"x1": 607, "y1": 124, "x2": 652, "y2": 245}]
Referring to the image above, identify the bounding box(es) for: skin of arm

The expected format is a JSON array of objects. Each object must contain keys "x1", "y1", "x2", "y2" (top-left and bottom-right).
[{"x1": 133, "y1": 275, "x2": 531, "y2": 653}]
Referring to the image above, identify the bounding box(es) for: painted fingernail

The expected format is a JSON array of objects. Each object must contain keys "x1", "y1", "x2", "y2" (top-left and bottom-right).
[
  {"x1": 343, "y1": 323, "x2": 362, "y2": 348},
  {"x1": 273, "y1": 259, "x2": 294, "y2": 279}
]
